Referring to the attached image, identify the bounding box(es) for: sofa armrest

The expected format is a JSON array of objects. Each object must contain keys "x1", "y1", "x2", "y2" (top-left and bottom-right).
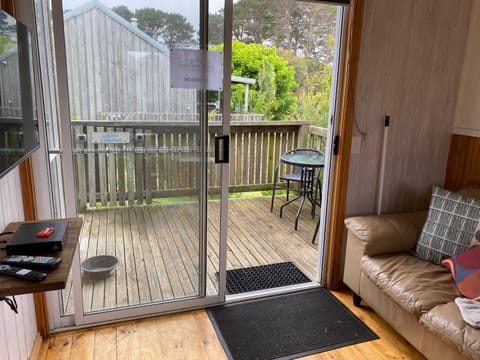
[
  {"x1": 342, "y1": 211, "x2": 427, "y2": 296},
  {"x1": 344, "y1": 211, "x2": 427, "y2": 257}
]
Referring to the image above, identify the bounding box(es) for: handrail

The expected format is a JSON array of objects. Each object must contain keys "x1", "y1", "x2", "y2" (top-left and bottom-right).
[{"x1": 70, "y1": 119, "x2": 326, "y2": 210}]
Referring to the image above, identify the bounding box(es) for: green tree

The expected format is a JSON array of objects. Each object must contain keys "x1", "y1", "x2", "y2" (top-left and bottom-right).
[
  {"x1": 112, "y1": 5, "x2": 134, "y2": 22},
  {"x1": 113, "y1": 6, "x2": 196, "y2": 49},
  {"x1": 213, "y1": 41, "x2": 297, "y2": 120},
  {"x1": 232, "y1": 0, "x2": 276, "y2": 44},
  {"x1": 208, "y1": 11, "x2": 224, "y2": 46},
  {"x1": 0, "y1": 11, "x2": 15, "y2": 52},
  {"x1": 0, "y1": 34, "x2": 14, "y2": 53},
  {"x1": 295, "y1": 62, "x2": 332, "y2": 127},
  {"x1": 232, "y1": 0, "x2": 336, "y2": 62}
]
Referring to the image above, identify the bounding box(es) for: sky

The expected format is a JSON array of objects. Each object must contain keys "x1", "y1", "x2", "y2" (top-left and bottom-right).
[{"x1": 63, "y1": 0, "x2": 226, "y2": 25}]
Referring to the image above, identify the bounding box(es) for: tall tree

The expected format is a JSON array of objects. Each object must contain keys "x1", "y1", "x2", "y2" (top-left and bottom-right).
[
  {"x1": 232, "y1": 0, "x2": 336, "y2": 63},
  {"x1": 232, "y1": 0, "x2": 277, "y2": 44},
  {"x1": 159, "y1": 13, "x2": 196, "y2": 49},
  {"x1": 208, "y1": 11, "x2": 224, "y2": 46},
  {"x1": 113, "y1": 6, "x2": 196, "y2": 49},
  {"x1": 112, "y1": 5, "x2": 134, "y2": 23}
]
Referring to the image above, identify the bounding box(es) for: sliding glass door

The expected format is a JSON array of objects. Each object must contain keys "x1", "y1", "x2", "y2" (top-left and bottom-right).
[{"x1": 42, "y1": 0, "x2": 231, "y2": 326}]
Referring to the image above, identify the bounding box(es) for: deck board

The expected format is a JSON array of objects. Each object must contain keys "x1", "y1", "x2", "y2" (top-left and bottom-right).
[{"x1": 63, "y1": 196, "x2": 319, "y2": 314}]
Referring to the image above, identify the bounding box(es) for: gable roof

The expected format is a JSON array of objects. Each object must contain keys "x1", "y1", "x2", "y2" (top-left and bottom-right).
[{"x1": 64, "y1": 0, "x2": 170, "y2": 55}]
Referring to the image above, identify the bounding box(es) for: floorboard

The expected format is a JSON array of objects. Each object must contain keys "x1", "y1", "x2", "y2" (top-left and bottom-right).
[
  {"x1": 40, "y1": 290, "x2": 425, "y2": 360},
  {"x1": 63, "y1": 196, "x2": 319, "y2": 314}
]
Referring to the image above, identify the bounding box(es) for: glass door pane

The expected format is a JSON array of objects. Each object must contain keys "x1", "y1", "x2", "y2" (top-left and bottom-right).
[{"x1": 56, "y1": 0, "x2": 227, "y2": 322}]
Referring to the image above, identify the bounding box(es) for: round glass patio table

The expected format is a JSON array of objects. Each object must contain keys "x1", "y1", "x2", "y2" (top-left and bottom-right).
[{"x1": 279, "y1": 149, "x2": 325, "y2": 232}]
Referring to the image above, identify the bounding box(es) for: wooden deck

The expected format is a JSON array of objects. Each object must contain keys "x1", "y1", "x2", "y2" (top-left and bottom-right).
[{"x1": 63, "y1": 196, "x2": 319, "y2": 314}]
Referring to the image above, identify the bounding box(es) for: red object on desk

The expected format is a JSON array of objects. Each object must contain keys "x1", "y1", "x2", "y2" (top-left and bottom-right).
[{"x1": 37, "y1": 227, "x2": 55, "y2": 238}]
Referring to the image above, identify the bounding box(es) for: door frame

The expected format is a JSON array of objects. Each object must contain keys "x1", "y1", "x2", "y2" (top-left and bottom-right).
[
  {"x1": 325, "y1": 0, "x2": 365, "y2": 289},
  {"x1": 24, "y1": 0, "x2": 363, "y2": 331},
  {"x1": 45, "y1": 0, "x2": 233, "y2": 327}
]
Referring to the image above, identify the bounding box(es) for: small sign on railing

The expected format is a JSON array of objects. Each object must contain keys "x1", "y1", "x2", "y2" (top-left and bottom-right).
[{"x1": 91, "y1": 132, "x2": 130, "y2": 144}]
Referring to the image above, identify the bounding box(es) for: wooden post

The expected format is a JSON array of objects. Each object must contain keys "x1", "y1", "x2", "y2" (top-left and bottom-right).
[{"x1": 297, "y1": 124, "x2": 309, "y2": 148}]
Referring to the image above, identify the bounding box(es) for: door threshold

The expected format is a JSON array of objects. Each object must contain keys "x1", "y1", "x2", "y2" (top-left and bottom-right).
[{"x1": 225, "y1": 281, "x2": 320, "y2": 304}]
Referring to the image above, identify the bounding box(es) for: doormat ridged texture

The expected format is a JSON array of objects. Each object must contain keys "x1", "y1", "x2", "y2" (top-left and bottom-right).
[
  {"x1": 226, "y1": 262, "x2": 310, "y2": 295},
  {"x1": 208, "y1": 288, "x2": 378, "y2": 360}
]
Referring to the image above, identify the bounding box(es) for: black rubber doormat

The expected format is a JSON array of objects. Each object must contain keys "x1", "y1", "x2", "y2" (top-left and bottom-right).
[
  {"x1": 225, "y1": 262, "x2": 310, "y2": 295},
  {"x1": 208, "y1": 288, "x2": 378, "y2": 360}
]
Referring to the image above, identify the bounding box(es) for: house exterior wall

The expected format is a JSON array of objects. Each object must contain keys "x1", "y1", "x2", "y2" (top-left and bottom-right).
[
  {"x1": 345, "y1": 0, "x2": 472, "y2": 216},
  {"x1": 63, "y1": 5, "x2": 197, "y2": 121},
  {"x1": 0, "y1": 51, "x2": 21, "y2": 113}
]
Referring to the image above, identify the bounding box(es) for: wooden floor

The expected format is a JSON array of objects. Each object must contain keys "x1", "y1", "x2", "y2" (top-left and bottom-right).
[
  {"x1": 38, "y1": 290, "x2": 425, "y2": 360},
  {"x1": 63, "y1": 196, "x2": 319, "y2": 314}
]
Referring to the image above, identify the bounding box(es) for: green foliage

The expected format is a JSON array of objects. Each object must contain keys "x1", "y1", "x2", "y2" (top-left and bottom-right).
[
  {"x1": 296, "y1": 59, "x2": 332, "y2": 127},
  {"x1": 213, "y1": 41, "x2": 298, "y2": 120},
  {"x1": 280, "y1": 49, "x2": 332, "y2": 127},
  {"x1": 0, "y1": 11, "x2": 16, "y2": 53},
  {"x1": 208, "y1": 11, "x2": 224, "y2": 46},
  {"x1": 232, "y1": 0, "x2": 337, "y2": 62},
  {"x1": 228, "y1": 0, "x2": 337, "y2": 124},
  {"x1": 111, "y1": 5, "x2": 133, "y2": 22},
  {"x1": 232, "y1": 0, "x2": 276, "y2": 44},
  {"x1": 0, "y1": 34, "x2": 14, "y2": 53},
  {"x1": 112, "y1": 6, "x2": 196, "y2": 49}
]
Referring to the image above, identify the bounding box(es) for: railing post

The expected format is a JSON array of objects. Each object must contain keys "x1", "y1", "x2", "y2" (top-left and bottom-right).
[{"x1": 297, "y1": 124, "x2": 310, "y2": 148}]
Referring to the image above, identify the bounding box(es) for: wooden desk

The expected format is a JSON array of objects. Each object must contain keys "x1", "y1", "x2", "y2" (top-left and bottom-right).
[{"x1": 0, "y1": 217, "x2": 82, "y2": 297}]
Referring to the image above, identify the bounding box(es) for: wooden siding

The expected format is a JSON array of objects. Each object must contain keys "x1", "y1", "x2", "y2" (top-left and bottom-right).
[
  {"x1": 0, "y1": 49, "x2": 21, "y2": 112},
  {"x1": 346, "y1": 0, "x2": 472, "y2": 216},
  {"x1": 62, "y1": 196, "x2": 319, "y2": 314},
  {"x1": 63, "y1": 5, "x2": 196, "y2": 120}
]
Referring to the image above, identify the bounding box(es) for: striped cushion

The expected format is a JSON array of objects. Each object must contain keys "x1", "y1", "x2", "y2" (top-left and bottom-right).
[{"x1": 415, "y1": 187, "x2": 480, "y2": 264}]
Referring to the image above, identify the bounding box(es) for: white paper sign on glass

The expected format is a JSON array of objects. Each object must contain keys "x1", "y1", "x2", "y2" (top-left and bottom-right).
[
  {"x1": 91, "y1": 132, "x2": 130, "y2": 144},
  {"x1": 170, "y1": 49, "x2": 222, "y2": 91}
]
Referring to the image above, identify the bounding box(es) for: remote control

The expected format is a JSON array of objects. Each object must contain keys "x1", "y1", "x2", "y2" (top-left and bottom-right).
[
  {"x1": 0, "y1": 264, "x2": 47, "y2": 281},
  {"x1": 1, "y1": 255, "x2": 62, "y2": 270}
]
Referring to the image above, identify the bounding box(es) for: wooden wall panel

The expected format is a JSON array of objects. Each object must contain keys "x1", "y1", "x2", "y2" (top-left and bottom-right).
[
  {"x1": 453, "y1": 0, "x2": 480, "y2": 137},
  {"x1": 444, "y1": 134, "x2": 480, "y2": 191},
  {"x1": 0, "y1": 170, "x2": 38, "y2": 360},
  {"x1": 345, "y1": 0, "x2": 471, "y2": 217}
]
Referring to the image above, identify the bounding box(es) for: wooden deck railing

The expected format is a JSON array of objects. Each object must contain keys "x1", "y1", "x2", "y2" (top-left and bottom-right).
[{"x1": 71, "y1": 120, "x2": 327, "y2": 209}]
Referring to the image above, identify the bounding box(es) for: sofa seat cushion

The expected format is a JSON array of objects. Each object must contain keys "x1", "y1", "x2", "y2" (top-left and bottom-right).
[
  {"x1": 420, "y1": 302, "x2": 480, "y2": 360},
  {"x1": 361, "y1": 254, "x2": 459, "y2": 317}
]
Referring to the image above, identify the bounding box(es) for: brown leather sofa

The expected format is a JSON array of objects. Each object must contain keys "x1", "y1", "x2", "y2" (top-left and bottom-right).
[{"x1": 343, "y1": 211, "x2": 480, "y2": 360}]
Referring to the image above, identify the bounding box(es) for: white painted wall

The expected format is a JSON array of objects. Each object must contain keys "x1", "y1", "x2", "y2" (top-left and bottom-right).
[
  {"x1": 0, "y1": 170, "x2": 38, "y2": 360},
  {"x1": 453, "y1": 0, "x2": 480, "y2": 136}
]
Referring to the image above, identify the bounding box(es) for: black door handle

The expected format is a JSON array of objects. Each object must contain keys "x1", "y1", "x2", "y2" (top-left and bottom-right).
[{"x1": 214, "y1": 135, "x2": 229, "y2": 163}]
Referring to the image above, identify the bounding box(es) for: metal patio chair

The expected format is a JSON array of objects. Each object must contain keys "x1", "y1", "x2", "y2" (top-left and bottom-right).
[{"x1": 270, "y1": 148, "x2": 323, "y2": 217}]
